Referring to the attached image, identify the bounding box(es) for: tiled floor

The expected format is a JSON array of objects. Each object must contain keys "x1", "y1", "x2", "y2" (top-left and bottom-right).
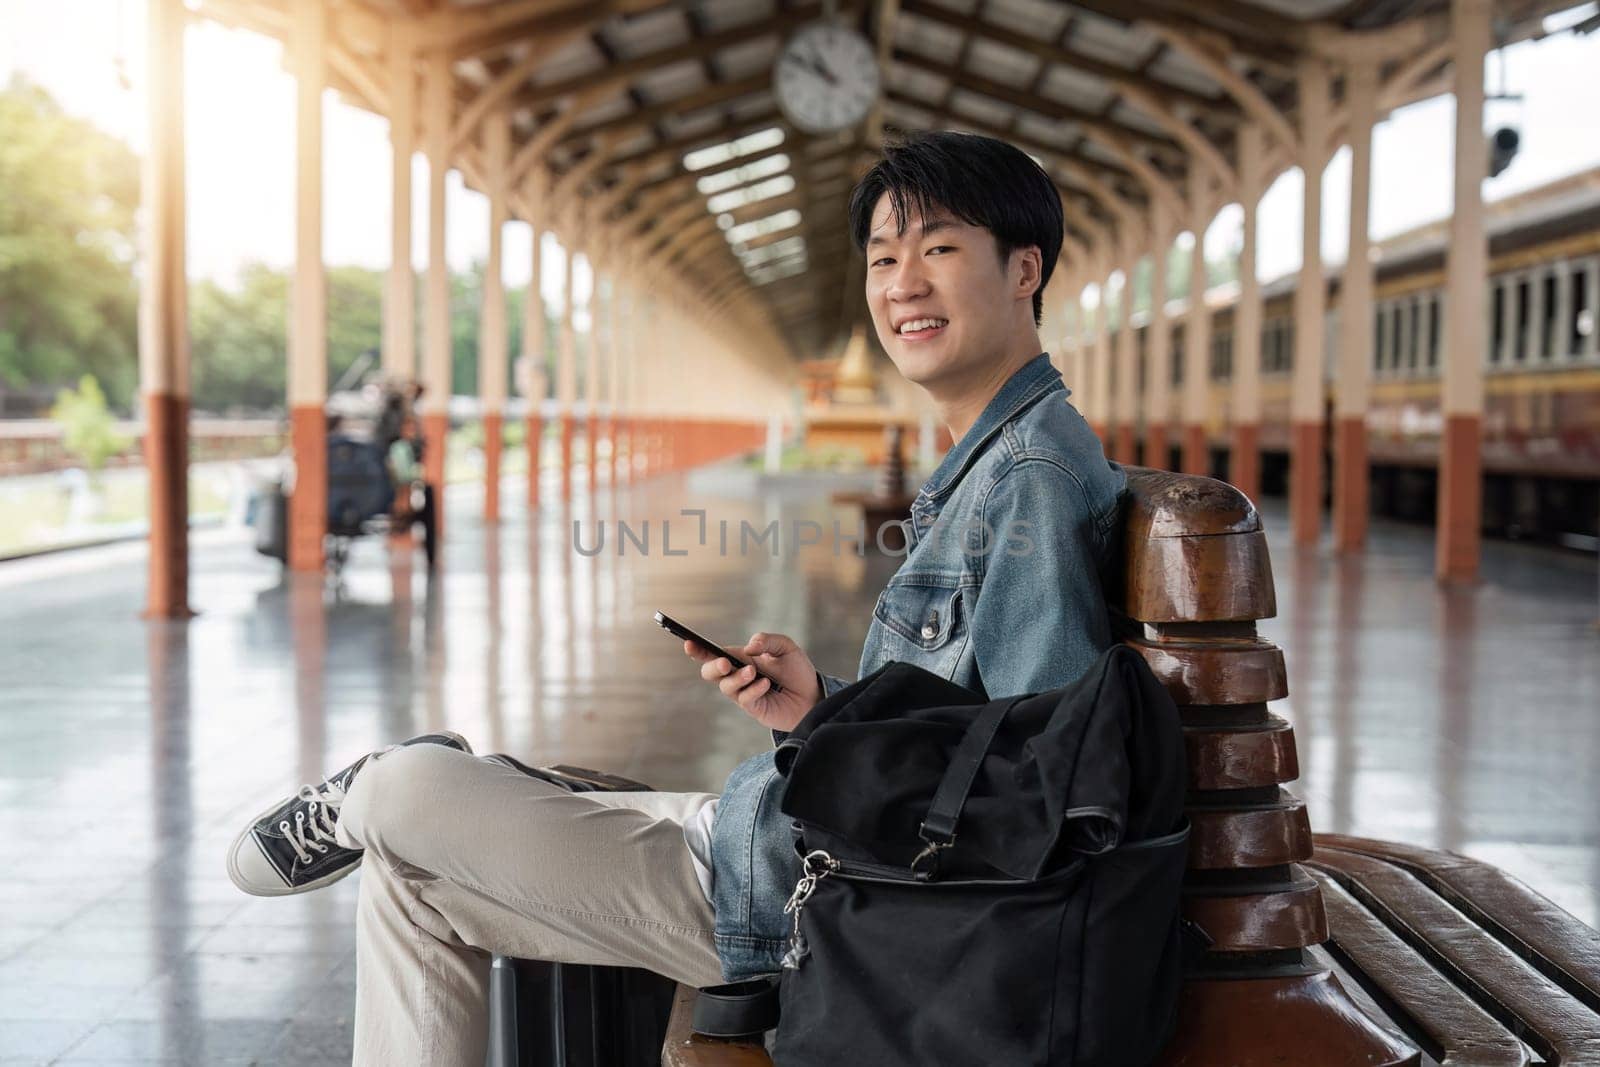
[{"x1": 1, "y1": 466, "x2": 1597, "y2": 1065}]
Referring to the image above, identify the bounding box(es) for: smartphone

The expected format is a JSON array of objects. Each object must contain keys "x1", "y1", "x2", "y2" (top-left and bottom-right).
[{"x1": 654, "y1": 611, "x2": 784, "y2": 693}]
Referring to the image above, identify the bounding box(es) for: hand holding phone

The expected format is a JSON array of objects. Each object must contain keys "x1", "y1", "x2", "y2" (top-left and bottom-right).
[
  {"x1": 654, "y1": 611, "x2": 783, "y2": 692},
  {"x1": 659, "y1": 613, "x2": 825, "y2": 732}
]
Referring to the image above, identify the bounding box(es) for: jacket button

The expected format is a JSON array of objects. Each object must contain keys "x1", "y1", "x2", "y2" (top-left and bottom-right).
[{"x1": 921, "y1": 612, "x2": 939, "y2": 640}]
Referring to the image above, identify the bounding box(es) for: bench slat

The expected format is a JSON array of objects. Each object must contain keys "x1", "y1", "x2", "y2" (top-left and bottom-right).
[
  {"x1": 1309, "y1": 845, "x2": 1600, "y2": 1064},
  {"x1": 1317, "y1": 834, "x2": 1600, "y2": 1013},
  {"x1": 1308, "y1": 869, "x2": 1530, "y2": 1066}
]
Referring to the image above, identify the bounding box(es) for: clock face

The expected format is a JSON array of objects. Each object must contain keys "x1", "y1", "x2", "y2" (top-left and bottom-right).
[{"x1": 773, "y1": 22, "x2": 881, "y2": 135}]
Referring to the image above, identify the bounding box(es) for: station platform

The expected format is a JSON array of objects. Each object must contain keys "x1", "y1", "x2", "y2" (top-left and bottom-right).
[{"x1": 1, "y1": 468, "x2": 1597, "y2": 1064}]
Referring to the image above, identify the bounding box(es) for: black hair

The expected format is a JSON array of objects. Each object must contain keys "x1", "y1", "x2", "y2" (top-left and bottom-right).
[{"x1": 847, "y1": 131, "x2": 1063, "y2": 325}]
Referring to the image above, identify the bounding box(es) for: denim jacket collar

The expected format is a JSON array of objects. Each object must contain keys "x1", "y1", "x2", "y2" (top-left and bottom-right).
[{"x1": 916, "y1": 353, "x2": 1066, "y2": 505}]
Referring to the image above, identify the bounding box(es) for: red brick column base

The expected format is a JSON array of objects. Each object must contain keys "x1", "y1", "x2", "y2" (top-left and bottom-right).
[
  {"x1": 289, "y1": 404, "x2": 327, "y2": 573},
  {"x1": 144, "y1": 392, "x2": 193, "y2": 617},
  {"x1": 1289, "y1": 419, "x2": 1323, "y2": 546},
  {"x1": 1435, "y1": 414, "x2": 1482, "y2": 582},
  {"x1": 483, "y1": 412, "x2": 503, "y2": 523},
  {"x1": 1114, "y1": 425, "x2": 1137, "y2": 467},
  {"x1": 423, "y1": 411, "x2": 448, "y2": 547},
  {"x1": 1333, "y1": 416, "x2": 1368, "y2": 553},
  {"x1": 1230, "y1": 423, "x2": 1260, "y2": 505},
  {"x1": 1145, "y1": 423, "x2": 1168, "y2": 470},
  {"x1": 1182, "y1": 424, "x2": 1208, "y2": 477},
  {"x1": 559, "y1": 413, "x2": 574, "y2": 501},
  {"x1": 526, "y1": 414, "x2": 542, "y2": 511}
]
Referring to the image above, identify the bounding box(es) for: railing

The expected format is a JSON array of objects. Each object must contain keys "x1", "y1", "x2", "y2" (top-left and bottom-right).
[{"x1": 0, "y1": 419, "x2": 286, "y2": 477}]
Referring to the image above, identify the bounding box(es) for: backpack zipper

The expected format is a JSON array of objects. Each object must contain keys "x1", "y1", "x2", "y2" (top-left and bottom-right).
[{"x1": 779, "y1": 828, "x2": 1187, "y2": 970}]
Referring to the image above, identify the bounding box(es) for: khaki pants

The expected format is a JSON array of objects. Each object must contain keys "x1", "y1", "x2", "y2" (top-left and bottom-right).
[{"x1": 334, "y1": 742, "x2": 723, "y2": 1067}]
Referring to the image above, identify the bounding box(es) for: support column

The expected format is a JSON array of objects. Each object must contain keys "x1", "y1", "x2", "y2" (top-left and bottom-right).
[
  {"x1": 1113, "y1": 240, "x2": 1139, "y2": 465},
  {"x1": 1090, "y1": 258, "x2": 1112, "y2": 443},
  {"x1": 1437, "y1": 0, "x2": 1490, "y2": 581},
  {"x1": 610, "y1": 271, "x2": 628, "y2": 485},
  {"x1": 1145, "y1": 202, "x2": 1172, "y2": 468},
  {"x1": 421, "y1": 50, "x2": 452, "y2": 544},
  {"x1": 287, "y1": 0, "x2": 327, "y2": 574},
  {"x1": 382, "y1": 22, "x2": 415, "y2": 382},
  {"x1": 584, "y1": 241, "x2": 601, "y2": 496},
  {"x1": 140, "y1": 0, "x2": 190, "y2": 617},
  {"x1": 1054, "y1": 270, "x2": 1078, "y2": 383},
  {"x1": 637, "y1": 290, "x2": 655, "y2": 479},
  {"x1": 1335, "y1": 61, "x2": 1378, "y2": 552},
  {"x1": 557, "y1": 239, "x2": 577, "y2": 501},
  {"x1": 1184, "y1": 168, "x2": 1213, "y2": 477},
  {"x1": 1231, "y1": 125, "x2": 1265, "y2": 503},
  {"x1": 1290, "y1": 57, "x2": 1330, "y2": 546},
  {"x1": 478, "y1": 112, "x2": 509, "y2": 523},
  {"x1": 523, "y1": 194, "x2": 545, "y2": 512}
]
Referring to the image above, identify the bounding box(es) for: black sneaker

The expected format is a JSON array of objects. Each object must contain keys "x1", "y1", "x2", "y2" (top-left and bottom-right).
[{"x1": 225, "y1": 732, "x2": 472, "y2": 896}]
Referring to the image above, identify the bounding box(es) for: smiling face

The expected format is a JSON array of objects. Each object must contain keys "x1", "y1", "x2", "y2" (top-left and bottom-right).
[{"x1": 863, "y1": 192, "x2": 1042, "y2": 399}]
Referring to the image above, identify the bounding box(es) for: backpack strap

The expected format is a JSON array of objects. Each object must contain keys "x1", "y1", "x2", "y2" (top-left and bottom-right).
[{"x1": 914, "y1": 695, "x2": 1023, "y2": 881}]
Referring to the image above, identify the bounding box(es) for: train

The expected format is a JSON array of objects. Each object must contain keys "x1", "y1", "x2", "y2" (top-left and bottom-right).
[{"x1": 1129, "y1": 166, "x2": 1600, "y2": 551}]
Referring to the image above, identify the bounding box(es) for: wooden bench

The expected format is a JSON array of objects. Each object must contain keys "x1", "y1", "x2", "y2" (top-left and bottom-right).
[{"x1": 652, "y1": 468, "x2": 1600, "y2": 1065}]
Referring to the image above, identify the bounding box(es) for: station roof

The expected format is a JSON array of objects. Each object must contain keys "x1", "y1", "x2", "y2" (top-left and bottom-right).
[{"x1": 195, "y1": 0, "x2": 1579, "y2": 358}]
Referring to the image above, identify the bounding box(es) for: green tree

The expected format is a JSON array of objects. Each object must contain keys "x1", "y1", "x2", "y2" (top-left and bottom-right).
[
  {"x1": 189, "y1": 263, "x2": 288, "y2": 411},
  {"x1": 50, "y1": 374, "x2": 130, "y2": 472},
  {"x1": 189, "y1": 263, "x2": 386, "y2": 412},
  {"x1": 0, "y1": 76, "x2": 139, "y2": 410}
]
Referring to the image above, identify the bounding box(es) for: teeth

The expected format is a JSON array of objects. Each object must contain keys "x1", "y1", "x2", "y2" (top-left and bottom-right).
[{"x1": 898, "y1": 318, "x2": 948, "y2": 334}]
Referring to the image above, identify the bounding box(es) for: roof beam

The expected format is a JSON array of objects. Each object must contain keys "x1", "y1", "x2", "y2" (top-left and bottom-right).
[
  {"x1": 881, "y1": 90, "x2": 1136, "y2": 190},
  {"x1": 892, "y1": 50, "x2": 1185, "y2": 164},
  {"x1": 1142, "y1": 24, "x2": 1297, "y2": 153},
  {"x1": 448, "y1": 18, "x2": 599, "y2": 154},
  {"x1": 604, "y1": 106, "x2": 785, "y2": 176},
  {"x1": 1064, "y1": 0, "x2": 1299, "y2": 69},
  {"x1": 554, "y1": 73, "x2": 771, "y2": 154},
  {"x1": 507, "y1": 84, "x2": 613, "y2": 189},
  {"x1": 897, "y1": 0, "x2": 1237, "y2": 119},
  {"x1": 513, "y1": 4, "x2": 818, "y2": 114},
  {"x1": 424, "y1": 0, "x2": 660, "y2": 60}
]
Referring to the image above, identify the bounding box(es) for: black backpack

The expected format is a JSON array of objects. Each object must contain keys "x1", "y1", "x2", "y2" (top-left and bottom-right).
[{"x1": 770, "y1": 647, "x2": 1192, "y2": 1066}]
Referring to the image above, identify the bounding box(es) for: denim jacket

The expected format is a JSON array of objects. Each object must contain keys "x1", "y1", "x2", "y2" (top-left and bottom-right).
[{"x1": 709, "y1": 353, "x2": 1127, "y2": 980}]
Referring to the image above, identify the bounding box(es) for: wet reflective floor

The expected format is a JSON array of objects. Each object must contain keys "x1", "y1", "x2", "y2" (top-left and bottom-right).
[{"x1": 1, "y1": 469, "x2": 1597, "y2": 1064}]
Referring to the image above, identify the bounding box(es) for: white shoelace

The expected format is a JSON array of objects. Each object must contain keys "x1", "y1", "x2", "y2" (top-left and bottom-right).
[{"x1": 280, "y1": 780, "x2": 348, "y2": 865}]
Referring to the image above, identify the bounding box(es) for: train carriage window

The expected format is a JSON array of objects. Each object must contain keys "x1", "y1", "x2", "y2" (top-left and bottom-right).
[
  {"x1": 1407, "y1": 298, "x2": 1421, "y2": 372},
  {"x1": 1137, "y1": 326, "x2": 1148, "y2": 390},
  {"x1": 1514, "y1": 277, "x2": 1529, "y2": 362},
  {"x1": 1540, "y1": 272, "x2": 1558, "y2": 360},
  {"x1": 1427, "y1": 297, "x2": 1440, "y2": 369},
  {"x1": 1570, "y1": 266, "x2": 1590, "y2": 356},
  {"x1": 1374, "y1": 306, "x2": 1387, "y2": 372},
  {"x1": 1216, "y1": 329, "x2": 1233, "y2": 381},
  {"x1": 1490, "y1": 282, "x2": 1504, "y2": 364},
  {"x1": 1391, "y1": 299, "x2": 1405, "y2": 371}
]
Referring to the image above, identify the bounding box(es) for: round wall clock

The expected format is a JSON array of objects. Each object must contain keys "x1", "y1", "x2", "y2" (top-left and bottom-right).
[{"x1": 773, "y1": 22, "x2": 881, "y2": 135}]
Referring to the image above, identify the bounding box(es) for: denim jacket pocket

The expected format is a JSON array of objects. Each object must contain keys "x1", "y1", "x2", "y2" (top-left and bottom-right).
[{"x1": 870, "y1": 578, "x2": 971, "y2": 678}]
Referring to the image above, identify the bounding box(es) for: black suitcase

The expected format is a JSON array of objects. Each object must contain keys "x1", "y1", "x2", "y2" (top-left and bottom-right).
[{"x1": 483, "y1": 761, "x2": 679, "y2": 1067}]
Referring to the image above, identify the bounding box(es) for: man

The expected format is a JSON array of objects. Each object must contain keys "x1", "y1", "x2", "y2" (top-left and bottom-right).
[{"x1": 225, "y1": 131, "x2": 1125, "y2": 1065}]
